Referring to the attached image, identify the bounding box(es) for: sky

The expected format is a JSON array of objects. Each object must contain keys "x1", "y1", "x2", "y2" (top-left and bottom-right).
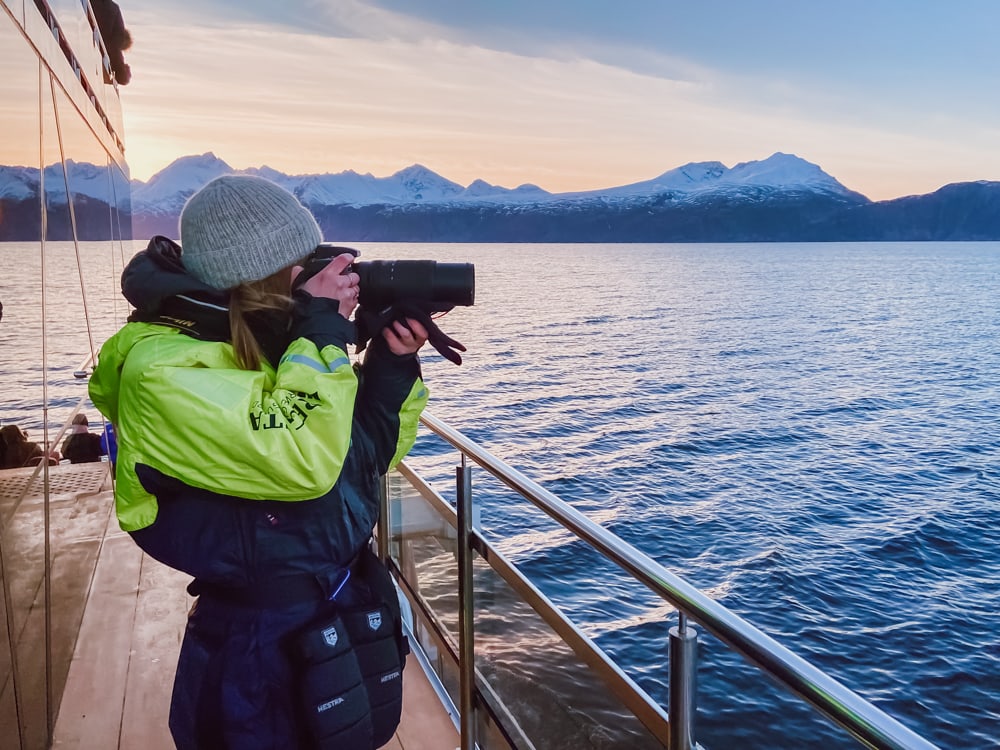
[{"x1": 117, "y1": 0, "x2": 1000, "y2": 201}]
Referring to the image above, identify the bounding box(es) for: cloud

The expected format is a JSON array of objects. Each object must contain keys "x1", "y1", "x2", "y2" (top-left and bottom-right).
[
  {"x1": 120, "y1": 0, "x2": 1000, "y2": 199},
  {"x1": 123, "y1": 23, "x2": 735, "y2": 189}
]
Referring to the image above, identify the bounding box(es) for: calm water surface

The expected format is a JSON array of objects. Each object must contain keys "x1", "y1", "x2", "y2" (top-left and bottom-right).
[{"x1": 2, "y1": 241, "x2": 998, "y2": 748}]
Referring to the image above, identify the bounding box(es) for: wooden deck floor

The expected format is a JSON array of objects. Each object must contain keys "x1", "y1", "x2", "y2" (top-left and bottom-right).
[{"x1": 32, "y1": 472, "x2": 459, "y2": 750}]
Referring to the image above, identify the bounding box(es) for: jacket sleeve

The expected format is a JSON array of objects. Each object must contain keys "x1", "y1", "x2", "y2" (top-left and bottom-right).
[
  {"x1": 355, "y1": 337, "x2": 429, "y2": 473},
  {"x1": 107, "y1": 298, "x2": 362, "y2": 506}
]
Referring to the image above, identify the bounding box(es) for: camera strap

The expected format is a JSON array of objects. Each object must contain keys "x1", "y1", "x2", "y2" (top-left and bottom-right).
[{"x1": 355, "y1": 299, "x2": 467, "y2": 365}]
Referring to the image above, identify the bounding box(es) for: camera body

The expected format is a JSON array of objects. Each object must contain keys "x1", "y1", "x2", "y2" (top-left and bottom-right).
[{"x1": 300, "y1": 244, "x2": 475, "y2": 310}]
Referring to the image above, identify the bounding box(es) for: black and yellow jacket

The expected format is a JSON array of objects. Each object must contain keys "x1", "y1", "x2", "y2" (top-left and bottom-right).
[{"x1": 89, "y1": 237, "x2": 428, "y2": 595}]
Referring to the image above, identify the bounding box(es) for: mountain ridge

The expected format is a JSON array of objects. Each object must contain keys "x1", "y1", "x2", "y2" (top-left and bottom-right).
[
  {"x1": 129, "y1": 151, "x2": 863, "y2": 209},
  {"x1": 1, "y1": 152, "x2": 998, "y2": 241}
]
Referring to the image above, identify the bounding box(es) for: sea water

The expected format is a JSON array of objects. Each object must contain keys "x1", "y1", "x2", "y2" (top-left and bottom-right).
[{"x1": 2, "y1": 240, "x2": 997, "y2": 748}]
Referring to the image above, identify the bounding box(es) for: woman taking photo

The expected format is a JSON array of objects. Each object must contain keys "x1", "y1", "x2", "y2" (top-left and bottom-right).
[{"x1": 90, "y1": 174, "x2": 428, "y2": 749}]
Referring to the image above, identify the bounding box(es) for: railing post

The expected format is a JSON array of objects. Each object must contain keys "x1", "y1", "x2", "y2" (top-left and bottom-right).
[
  {"x1": 456, "y1": 459, "x2": 477, "y2": 749},
  {"x1": 669, "y1": 613, "x2": 698, "y2": 750},
  {"x1": 376, "y1": 473, "x2": 390, "y2": 562}
]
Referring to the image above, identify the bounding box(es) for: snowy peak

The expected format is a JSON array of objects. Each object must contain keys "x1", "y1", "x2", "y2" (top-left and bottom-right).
[
  {"x1": 723, "y1": 152, "x2": 850, "y2": 194},
  {"x1": 245, "y1": 164, "x2": 295, "y2": 184},
  {"x1": 131, "y1": 152, "x2": 234, "y2": 209},
  {"x1": 148, "y1": 152, "x2": 232, "y2": 184},
  {"x1": 562, "y1": 154, "x2": 853, "y2": 201},
  {"x1": 459, "y1": 179, "x2": 550, "y2": 201},
  {"x1": 390, "y1": 164, "x2": 464, "y2": 201},
  {"x1": 461, "y1": 178, "x2": 496, "y2": 196}
]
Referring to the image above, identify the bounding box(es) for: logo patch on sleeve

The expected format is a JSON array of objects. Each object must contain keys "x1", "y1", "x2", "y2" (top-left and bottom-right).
[{"x1": 323, "y1": 625, "x2": 339, "y2": 647}]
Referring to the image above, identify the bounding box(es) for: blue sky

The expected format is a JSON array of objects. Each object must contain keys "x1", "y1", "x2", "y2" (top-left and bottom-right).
[{"x1": 120, "y1": 1, "x2": 1000, "y2": 200}]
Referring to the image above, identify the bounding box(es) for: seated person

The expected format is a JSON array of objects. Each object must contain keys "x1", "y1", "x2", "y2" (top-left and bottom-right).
[
  {"x1": 61, "y1": 414, "x2": 104, "y2": 464},
  {"x1": 1, "y1": 424, "x2": 60, "y2": 468}
]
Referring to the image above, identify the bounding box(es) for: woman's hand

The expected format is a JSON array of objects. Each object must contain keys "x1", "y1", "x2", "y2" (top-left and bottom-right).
[
  {"x1": 291, "y1": 253, "x2": 360, "y2": 319},
  {"x1": 383, "y1": 318, "x2": 428, "y2": 356}
]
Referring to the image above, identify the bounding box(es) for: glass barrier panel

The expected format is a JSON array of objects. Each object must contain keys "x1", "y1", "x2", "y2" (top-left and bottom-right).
[
  {"x1": 469, "y1": 551, "x2": 663, "y2": 749},
  {"x1": 386, "y1": 469, "x2": 460, "y2": 651},
  {"x1": 385, "y1": 472, "x2": 520, "y2": 749},
  {"x1": 386, "y1": 468, "x2": 665, "y2": 748}
]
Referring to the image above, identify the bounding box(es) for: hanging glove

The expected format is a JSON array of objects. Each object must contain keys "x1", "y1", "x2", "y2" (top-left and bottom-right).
[{"x1": 356, "y1": 299, "x2": 467, "y2": 365}]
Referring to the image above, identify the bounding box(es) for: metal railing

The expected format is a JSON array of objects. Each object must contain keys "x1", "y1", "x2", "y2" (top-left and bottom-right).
[{"x1": 383, "y1": 411, "x2": 939, "y2": 750}]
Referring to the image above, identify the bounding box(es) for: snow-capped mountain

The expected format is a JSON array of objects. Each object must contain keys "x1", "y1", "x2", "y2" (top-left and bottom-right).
[
  {"x1": 130, "y1": 152, "x2": 234, "y2": 212},
  {"x1": 0, "y1": 165, "x2": 36, "y2": 201},
  {"x1": 128, "y1": 151, "x2": 856, "y2": 212},
  {"x1": 2, "y1": 151, "x2": 998, "y2": 242},
  {"x1": 129, "y1": 152, "x2": 554, "y2": 211},
  {"x1": 726, "y1": 152, "x2": 853, "y2": 193},
  {"x1": 0, "y1": 160, "x2": 123, "y2": 204}
]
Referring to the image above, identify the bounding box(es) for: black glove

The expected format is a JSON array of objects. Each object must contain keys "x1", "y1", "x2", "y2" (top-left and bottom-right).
[{"x1": 356, "y1": 299, "x2": 467, "y2": 365}]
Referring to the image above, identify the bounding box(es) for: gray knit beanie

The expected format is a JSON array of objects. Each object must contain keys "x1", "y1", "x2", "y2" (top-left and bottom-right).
[{"x1": 179, "y1": 174, "x2": 322, "y2": 289}]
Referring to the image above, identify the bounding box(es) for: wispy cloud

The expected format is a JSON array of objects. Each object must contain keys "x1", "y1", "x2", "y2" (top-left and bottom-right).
[{"x1": 120, "y1": 1, "x2": 1000, "y2": 199}]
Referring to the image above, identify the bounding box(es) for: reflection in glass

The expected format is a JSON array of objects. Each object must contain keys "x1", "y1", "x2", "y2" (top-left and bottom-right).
[
  {"x1": 49, "y1": 0, "x2": 100, "y2": 85},
  {"x1": 387, "y1": 470, "x2": 663, "y2": 749},
  {"x1": 1, "y1": 5, "x2": 131, "y2": 748},
  {"x1": 470, "y1": 553, "x2": 661, "y2": 749}
]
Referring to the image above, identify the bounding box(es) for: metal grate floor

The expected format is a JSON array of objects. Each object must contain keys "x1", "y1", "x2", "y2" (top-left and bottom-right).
[{"x1": 0, "y1": 462, "x2": 109, "y2": 507}]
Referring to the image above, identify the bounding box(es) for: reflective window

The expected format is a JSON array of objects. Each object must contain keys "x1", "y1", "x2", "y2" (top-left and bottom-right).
[
  {"x1": 49, "y1": 0, "x2": 100, "y2": 84},
  {"x1": 1, "y1": 5, "x2": 131, "y2": 749},
  {"x1": 0, "y1": 0, "x2": 25, "y2": 25}
]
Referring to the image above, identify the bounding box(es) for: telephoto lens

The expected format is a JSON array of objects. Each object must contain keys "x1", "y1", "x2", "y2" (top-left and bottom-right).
[
  {"x1": 297, "y1": 244, "x2": 475, "y2": 309},
  {"x1": 354, "y1": 260, "x2": 475, "y2": 309}
]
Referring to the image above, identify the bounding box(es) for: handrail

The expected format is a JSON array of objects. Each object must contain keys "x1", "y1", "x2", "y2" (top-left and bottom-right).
[{"x1": 418, "y1": 412, "x2": 938, "y2": 750}]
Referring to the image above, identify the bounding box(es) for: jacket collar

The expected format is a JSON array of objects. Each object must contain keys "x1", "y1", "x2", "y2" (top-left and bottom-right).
[{"x1": 124, "y1": 236, "x2": 231, "y2": 341}]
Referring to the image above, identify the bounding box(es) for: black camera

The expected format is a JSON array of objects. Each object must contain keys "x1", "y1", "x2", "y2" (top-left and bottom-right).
[{"x1": 298, "y1": 244, "x2": 475, "y2": 310}]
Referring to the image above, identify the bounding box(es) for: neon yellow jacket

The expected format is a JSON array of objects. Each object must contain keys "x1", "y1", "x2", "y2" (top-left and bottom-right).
[{"x1": 89, "y1": 241, "x2": 427, "y2": 586}]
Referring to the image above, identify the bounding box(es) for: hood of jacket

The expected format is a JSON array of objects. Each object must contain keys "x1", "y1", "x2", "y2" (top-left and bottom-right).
[
  {"x1": 123, "y1": 235, "x2": 231, "y2": 341},
  {"x1": 123, "y1": 235, "x2": 294, "y2": 365}
]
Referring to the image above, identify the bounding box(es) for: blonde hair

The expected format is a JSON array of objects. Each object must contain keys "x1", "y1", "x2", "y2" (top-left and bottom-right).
[{"x1": 228, "y1": 267, "x2": 295, "y2": 370}]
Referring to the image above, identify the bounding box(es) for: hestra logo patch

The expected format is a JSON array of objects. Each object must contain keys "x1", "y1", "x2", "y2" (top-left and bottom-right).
[
  {"x1": 323, "y1": 625, "x2": 339, "y2": 648},
  {"x1": 367, "y1": 611, "x2": 382, "y2": 631},
  {"x1": 317, "y1": 696, "x2": 345, "y2": 713}
]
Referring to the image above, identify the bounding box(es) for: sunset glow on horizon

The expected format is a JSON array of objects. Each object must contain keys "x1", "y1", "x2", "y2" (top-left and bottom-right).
[{"x1": 118, "y1": 1, "x2": 1000, "y2": 202}]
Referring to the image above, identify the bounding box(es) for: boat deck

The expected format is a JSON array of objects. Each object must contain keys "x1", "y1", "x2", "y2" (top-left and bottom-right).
[{"x1": 0, "y1": 463, "x2": 457, "y2": 749}]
